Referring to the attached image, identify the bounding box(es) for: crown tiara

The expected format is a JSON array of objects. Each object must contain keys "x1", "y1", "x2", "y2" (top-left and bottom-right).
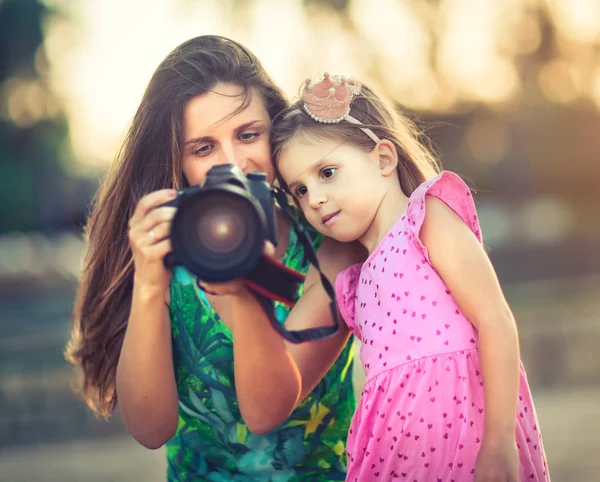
[{"x1": 288, "y1": 72, "x2": 380, "y2": 144}]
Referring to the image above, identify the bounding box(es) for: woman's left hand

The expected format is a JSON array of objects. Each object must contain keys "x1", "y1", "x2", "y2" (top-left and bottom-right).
[
  {"x1": 197, "y1": 241, "x2": 276, "y2": 296},
  {"x1": 474, "y1": 436, "x2": 520, "y2": 482}
]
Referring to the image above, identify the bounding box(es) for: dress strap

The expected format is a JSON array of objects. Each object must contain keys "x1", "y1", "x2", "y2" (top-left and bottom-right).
[{"x1": 406, "y1": 171, "x2": 482, "y2": 263}]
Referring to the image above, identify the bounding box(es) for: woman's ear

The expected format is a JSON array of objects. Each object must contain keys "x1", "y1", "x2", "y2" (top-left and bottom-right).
[{"x1": 375, "y1": 139, "x2": 398, "y2": 176}]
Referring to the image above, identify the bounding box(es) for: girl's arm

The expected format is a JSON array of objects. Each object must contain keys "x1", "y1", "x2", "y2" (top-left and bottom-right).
[
  {"x1": 116, "y1": 190, "x2": 180, "y2": 449},
  {"x1": 420, "y1": 196, "x2": 520, "y2": 451},
  {"x1": 230, "y1": 237, "x2": 364, "y2": 434}
]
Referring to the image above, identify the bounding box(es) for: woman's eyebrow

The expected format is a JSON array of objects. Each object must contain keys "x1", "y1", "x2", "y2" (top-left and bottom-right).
[
  {"x1": 235, "y1": 119, "x2": 264, "y2": 134},
  {"x1": 184, "y1": 120, "x2": 265, "y2": 146}
]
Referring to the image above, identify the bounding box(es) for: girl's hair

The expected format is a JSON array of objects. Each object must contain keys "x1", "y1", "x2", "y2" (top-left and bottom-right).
[
  {"x1": 66, "y1": 35, "x2": 288, "y2": 417},
  {"x1": 271, "y1": 83, "x2": 441, "y2": 196}
]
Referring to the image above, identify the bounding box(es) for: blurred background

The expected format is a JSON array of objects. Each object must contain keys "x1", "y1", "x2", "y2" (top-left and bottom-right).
[{"x1": 0, "y1": 0, "x2": 599, "y2": 480}]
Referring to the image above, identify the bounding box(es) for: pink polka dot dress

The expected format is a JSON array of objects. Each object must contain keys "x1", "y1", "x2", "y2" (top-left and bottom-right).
[{"x1": 335, "y1": 172, "x2": 549, "y2": 481}]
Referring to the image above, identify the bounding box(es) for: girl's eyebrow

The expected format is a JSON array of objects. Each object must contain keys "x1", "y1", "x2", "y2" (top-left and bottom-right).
[
  {"x1": 285, "y1": 141, "x2": 345, "y2": 191},
  {"x1": 184, "y1": 120, "x2": 264, "y2": 146},
  {"x1": 286, "y1": 159, "x2": 329, "y2": 191}
]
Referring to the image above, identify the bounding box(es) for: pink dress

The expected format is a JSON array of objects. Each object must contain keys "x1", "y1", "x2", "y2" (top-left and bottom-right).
[{"x1": 336, "y1": 171, "x2": 549, "y2": 481}]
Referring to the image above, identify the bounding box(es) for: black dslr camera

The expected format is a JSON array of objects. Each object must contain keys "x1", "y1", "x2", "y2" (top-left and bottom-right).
[
  {"x1": 164, "y1": 163, "x2": 277, "y2": 283},
  {"x1": 163, "y1": 163, "x2": 340, "y2": 344}
]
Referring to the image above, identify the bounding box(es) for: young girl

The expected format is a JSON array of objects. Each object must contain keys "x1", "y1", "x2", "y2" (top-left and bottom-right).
[{"x1": 269, "y1": 74, "x2": 550, "y2": 481}]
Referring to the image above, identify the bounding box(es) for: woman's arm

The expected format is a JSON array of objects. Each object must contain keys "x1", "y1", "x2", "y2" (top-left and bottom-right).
[
  {"x1": 421, "y1": 196, "x2": 520, "y2": 469},
  {"x1": 116, "y1": 283, "x2": 179, "y2": 449},
  {"x1": 231, "y1": 238, "x2": 364, "y2": 434},
  {"x1": 116, "y1": 189, "x2": 180, "y2": 449}
]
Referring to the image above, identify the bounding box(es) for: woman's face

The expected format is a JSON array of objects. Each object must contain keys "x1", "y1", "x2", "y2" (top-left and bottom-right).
[{"x1": 181, "y1": 83, "x2": 274, "y2": 186}]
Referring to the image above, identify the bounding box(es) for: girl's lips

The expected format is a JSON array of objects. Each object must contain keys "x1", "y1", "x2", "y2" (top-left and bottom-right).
[{"x1": 322, "y1": 211, "x2": 340, "y2": 225}]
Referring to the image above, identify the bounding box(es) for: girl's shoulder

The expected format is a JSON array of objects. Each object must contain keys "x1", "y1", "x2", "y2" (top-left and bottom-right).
[
  {"x1": 408, "y1": 170, "x2": 481, "y2": 235},
  {"x1": 405, "y1": 170, "x2": 483, "y2": 263},
  {"x1": 408, "y1": 170, "x2": 477, "y2": 215}
]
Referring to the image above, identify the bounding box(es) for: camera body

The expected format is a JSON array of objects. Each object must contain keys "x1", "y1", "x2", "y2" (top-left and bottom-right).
[
  {"x1": 164, "y1": 163, "x2": 277, "y2": 282},
  {"x1": 162, "y1": 163, "x2": 341, "y2": 344}
]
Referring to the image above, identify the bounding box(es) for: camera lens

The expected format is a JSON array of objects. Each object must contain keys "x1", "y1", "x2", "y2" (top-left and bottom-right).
[
  {"x1": 196, "y1": 206, "x2": 246, "y2": 254},
  {"x1": 170, "y1": 187, "x2": 266, "y2": 282}
]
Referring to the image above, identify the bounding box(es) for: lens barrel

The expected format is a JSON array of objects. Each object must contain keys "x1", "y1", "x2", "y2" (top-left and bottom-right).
[{"x1": 169, "y1": 184, "x2": 267, "y2": 282}]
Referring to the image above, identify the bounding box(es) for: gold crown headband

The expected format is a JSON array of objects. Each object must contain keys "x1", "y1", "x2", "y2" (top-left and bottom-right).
[{"x1": 287, "y1": 73, "x2": 381, "y2": 144}]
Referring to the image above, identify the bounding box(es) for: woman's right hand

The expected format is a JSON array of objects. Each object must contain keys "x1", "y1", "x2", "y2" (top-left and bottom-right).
[{"x1": 128, "y1": 189, "x2": 178, "y2": 293}]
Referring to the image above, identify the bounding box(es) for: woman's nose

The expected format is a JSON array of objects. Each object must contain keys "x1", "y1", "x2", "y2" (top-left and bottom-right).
[
  {"x1": 235, "y1": 156, "x2": 249, "y2": 172},
  {"x1": 220, "y1": 145, "x2": 248, "y2": 172}
]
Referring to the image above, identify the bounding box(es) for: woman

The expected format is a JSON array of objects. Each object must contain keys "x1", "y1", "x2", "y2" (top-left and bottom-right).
[{"x1": 66, "y1": 35, "x2": 361, "y2": 481}]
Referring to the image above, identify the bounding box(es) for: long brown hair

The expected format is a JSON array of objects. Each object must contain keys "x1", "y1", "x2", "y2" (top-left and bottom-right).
[
  {"x1": 271, "y1": 82, "x2": 440, "y2": 196},
  {"x1": 66, "y1": 35, "x2": 288, "y2": 417}
]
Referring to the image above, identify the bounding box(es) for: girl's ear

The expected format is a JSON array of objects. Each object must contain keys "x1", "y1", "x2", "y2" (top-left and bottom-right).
[{"x1": 375, "y1": 139, "x2": 398, "y2": 176}]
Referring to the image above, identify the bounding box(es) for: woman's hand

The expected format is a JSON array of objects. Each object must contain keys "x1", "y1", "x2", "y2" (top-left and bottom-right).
[
  {"x1": 197, "y1": 241, "x2": 276, "y2": 296},
  {"x1": 128, "y1": 189, "x2": 178, "y2": 293},
  {"x1": 474, "y1": 436, "x2": 520, "y2": 482}
]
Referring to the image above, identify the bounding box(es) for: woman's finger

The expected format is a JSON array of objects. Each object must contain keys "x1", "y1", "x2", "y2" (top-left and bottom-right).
[
  {"x1": 129, "y1": 209, "x2": 176, "y2": 251},
  {"x1": 131, "y1": 206, "x2": 177, "y2": 234},
  {"x1": 129, "y1": 189, "x2": 177, "y2": 227},
  {"x1": 263, "y1": 240, "x2": 276, "y2": 258},
  {"x1": 144, "y1": 237, "x2": 173, "y2": 261},
  {"x1": 140, "y1": 219, "x2": 172, "y2": 246}
]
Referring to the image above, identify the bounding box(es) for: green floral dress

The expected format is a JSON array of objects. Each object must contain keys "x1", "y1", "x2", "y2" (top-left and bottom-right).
[{"x1": 166, "y1": 222, "x2": 356, "y2": 481}]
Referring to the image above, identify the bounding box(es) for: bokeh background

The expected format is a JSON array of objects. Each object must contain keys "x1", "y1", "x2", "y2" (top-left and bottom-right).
[{"x1": 1, "y1": 0, "x2": 599, "y2": 480}]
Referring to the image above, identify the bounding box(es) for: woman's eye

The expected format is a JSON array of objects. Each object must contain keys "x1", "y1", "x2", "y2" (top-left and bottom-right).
[
  {"x1": 295, "y1": 185, "x2": 308, "y2": 197},
  {"x1": 321, "y1": 167, "x2": 337, "y2": 179},
  {"x1": 239, "y1": 132, "x2": 259, "y2": 141},
  {"x1": 193, "y1": 144, "x2": 214, "y2": 156}
]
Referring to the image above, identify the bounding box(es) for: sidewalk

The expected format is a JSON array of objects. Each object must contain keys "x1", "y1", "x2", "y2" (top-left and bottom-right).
[{"x1": 1, "y1": 386, "x2": 599, "y2": 482}]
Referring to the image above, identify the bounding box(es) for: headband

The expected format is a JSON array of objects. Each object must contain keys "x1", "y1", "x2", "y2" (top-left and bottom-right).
[{"x1": 287, "y1": 73, "x2": 381, "y2": 144}]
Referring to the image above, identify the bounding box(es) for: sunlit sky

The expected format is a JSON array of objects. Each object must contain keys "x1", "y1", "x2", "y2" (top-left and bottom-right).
[{"x1": 36, "y1": 0, "x2": 600, "y2": 168}]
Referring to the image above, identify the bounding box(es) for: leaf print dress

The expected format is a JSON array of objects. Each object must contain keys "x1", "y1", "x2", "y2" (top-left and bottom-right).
[
  {"x1": 166, "y1": 219, "x2": 356, "y2": 482},
  {"x1": 335, "y1": 171, "x2": 549, "y2": 482}
]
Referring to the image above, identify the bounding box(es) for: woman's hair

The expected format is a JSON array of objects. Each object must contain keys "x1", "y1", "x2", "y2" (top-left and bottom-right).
[
  {"x1": 271, "y1": 82, "x2": 441, "y2": 196},
  {"x1": 66, "y1": 35, "x2": 288, "y2": 417}
]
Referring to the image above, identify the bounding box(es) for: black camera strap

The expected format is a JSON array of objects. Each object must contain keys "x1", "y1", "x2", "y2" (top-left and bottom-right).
[
  {"x1": 242, "y1": 187, "x2": 340, "y2": 344},
  {"x1": 244, "y1": 257, "x2": 306, "y2": 308}
]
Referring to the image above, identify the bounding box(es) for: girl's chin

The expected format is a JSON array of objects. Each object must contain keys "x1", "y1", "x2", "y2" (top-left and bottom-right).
[
  {"x1": 318, "y1": 228, "x2": 360, "y2": 244},
  {"x1": 334, "y1": 233, "x2": 360, "y2": 243}
]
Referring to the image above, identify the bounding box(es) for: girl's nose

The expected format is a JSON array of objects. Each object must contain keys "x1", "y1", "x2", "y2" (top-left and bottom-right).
[{"x1": 308, "y1": 190, "x2": 327, "y2": 209}]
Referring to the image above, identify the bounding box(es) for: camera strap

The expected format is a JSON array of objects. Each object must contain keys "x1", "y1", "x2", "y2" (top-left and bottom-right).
[
  {"x1": 242, "y1": 187, "x2": 340, "y2": 344},
  {"x1": 243, "y1": 256, "x2": 306, "y2": 307}
]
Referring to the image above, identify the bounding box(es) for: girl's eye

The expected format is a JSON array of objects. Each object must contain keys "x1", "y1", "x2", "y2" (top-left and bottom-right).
[
  {"x1": 321, "y1": 167, "x2": 337, "y2": 179},
  {"x1": 193, "y1": 144, "x2": 214, "y2": 156},
  {"x1": 295, "y1": 185, "x2": 308, "y2": 198},
  {"x1": 239, "y1": 132, "x2": 260, "y2": 141}
]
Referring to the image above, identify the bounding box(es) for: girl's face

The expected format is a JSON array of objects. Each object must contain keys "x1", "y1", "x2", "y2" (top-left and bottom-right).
[
  {"x1": 277, "y1": 135, "x2": 389, "y2": 243},
  {"x1": 182, "y1": 83, "x2": 273, "y2": 185}
]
